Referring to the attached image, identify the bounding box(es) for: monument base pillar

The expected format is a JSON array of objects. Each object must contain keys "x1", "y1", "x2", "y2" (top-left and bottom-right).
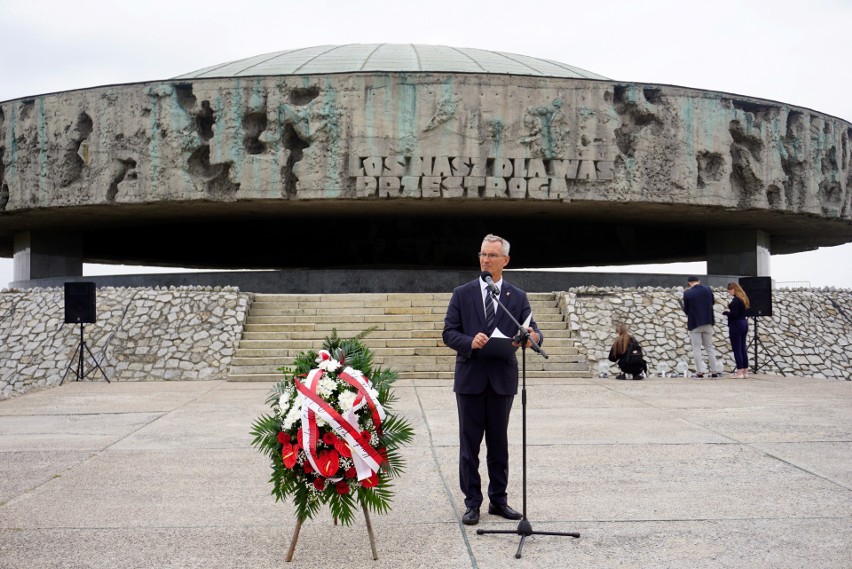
[
  {"x1": 13, "y1": 231, "x2": 83, "y2": 282},
  {"x1": 706, "y1": 229, "x2": 770, "y2": 277}
]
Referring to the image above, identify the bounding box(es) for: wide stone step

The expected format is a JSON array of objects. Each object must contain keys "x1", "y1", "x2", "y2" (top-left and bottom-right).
[
  {"x1": 234, "y1": 344, "x2": 580, "y2": 358},
  {"x1": 231, "y1": 344, "x2": 581, "y2": 361},
  {"x1": 231, "y1": 353, "x2": 584, "y2": 367},
  {"x1": 240, "y1": 330, "x2": 424, "y2": 341},
  {"x1": 254, "y1": 293, "x2": 451, "y2": 302},
  {"x1": 245, "y1": 308, "x2": 565, "y2": 320},
  {"x1": 254, "y1": 292, "x2": 556, "y2": 306},
  {"x1": 229, "y1": 292, "x2": 588, "y2": 382},
  {"x1": 246, "y1": 314, "x2": 435, "y2": 323},
  {"x1": 230, "y1": 359, "x2": 587, "y2": 375},
  {"x1": 243, "y1": 321, "x2": 447, "y2": 332},
  {"x1": 237, "y1": 337, "x2": 574, "y2": 351},
  {"x1": 227, "y1": 369, "x2": 588, "y2": 382},
  {"x1": 238, "y1": 327, "x2": 572, "y2": 341},
  {"x1": 237, "y1": 338, "x2": 448, "y2": 349}
]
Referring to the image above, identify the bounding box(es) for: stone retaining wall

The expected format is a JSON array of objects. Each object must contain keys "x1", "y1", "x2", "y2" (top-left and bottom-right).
[
  {"x1": 561, "y1": 287, "x2": 852, "y2": 380},
  {"x1": 2, "y1": 286, "x2": 849, "y2": 399},
  {"x1": 0, "y1": 287, "x2": 252, "y2": 399}
]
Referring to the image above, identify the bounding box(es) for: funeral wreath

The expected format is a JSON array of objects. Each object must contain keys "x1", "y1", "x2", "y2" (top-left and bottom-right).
[{"x1": 251, "y1": 329, "x2": 414, "y2": 525}]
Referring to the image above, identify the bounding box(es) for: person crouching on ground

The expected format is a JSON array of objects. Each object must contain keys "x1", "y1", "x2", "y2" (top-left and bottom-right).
[
  {"x1": 607, "y1": 323, "x2": 647, "y2": 380},
  {"x1": 723, "y1": 282, "x2": 751, "y2": 378}
]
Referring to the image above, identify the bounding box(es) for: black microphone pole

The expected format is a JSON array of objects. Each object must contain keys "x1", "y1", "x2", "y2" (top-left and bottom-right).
[{"x1": 476, "y1": 275, "x2": 579, "y2": 558}]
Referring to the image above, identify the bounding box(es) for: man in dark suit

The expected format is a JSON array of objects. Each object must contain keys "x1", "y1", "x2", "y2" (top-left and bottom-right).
[
  {"x1": 682, "y1": 275, "x2": 721, "y2": 378},
  {"x1": 442, "y1": 234, "x2": 542, "y2": 525}
]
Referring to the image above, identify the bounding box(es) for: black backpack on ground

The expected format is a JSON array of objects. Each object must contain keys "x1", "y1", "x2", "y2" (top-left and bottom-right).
[{"x1": 619, "y1": 338, "x2": 648, "y2": 375}]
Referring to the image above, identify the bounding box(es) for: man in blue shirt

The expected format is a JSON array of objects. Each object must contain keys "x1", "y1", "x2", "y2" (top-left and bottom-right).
[{"x1": 682, "y1": 276, "x2": 721, "y2": 378}]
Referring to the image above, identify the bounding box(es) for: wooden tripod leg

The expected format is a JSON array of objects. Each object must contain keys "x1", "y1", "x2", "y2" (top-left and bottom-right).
[
  {"x1": 285, "y1": 517, "x2": 303, "y2": 562},
  {"x1": 361, "y1": 502, "x2": 379, "y2": 560}
]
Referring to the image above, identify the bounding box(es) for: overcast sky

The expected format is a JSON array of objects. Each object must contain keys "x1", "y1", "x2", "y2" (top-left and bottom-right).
[{"x1": 1, "y1": 0, "x2": 850, "y2": 287}]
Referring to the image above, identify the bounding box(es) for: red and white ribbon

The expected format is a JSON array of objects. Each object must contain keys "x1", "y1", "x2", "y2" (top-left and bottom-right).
[
  {"x1": 295, "y1": 368, "x2": 385, "y2": 481},
  {"x1": 338, "y1": 367, "x2": 386, "y2": 436}
]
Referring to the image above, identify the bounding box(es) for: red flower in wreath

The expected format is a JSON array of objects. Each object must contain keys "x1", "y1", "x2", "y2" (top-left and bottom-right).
[
  {"x1": 334, "y1": 438, "x2": 352, "y2": 458},
  {"x1": 312, "y1": 478, "x2": 325, "y2": 491},
  {"x1": 361, "y1": 472, "x2": 379, "y2": 488},
  {"x1": 316, "y1": 449, "x2": 340, "y2": 478},
  {"x1": 335, "y1": 481, "x2": 350, "y2": 495},
  {"x1": 281, "y1": 443, "x2": 299, "y2": 469}
]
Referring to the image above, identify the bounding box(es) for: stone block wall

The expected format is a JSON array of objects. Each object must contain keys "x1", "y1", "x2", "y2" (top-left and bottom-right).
[
  {"x1": 2, "y1": 286, "x2": 849, "y2": 400},
  {"x1": 0, "y1": 287, "x2": 252, "y2": 398},
  {"x1": 561, "y1": 287, "x2": 852, "y2": 380}
]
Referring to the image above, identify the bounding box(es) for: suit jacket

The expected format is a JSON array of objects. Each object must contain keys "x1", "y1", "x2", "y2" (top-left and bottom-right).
[
  {"x1": 442, "y1": 278, "x2": 541, "y2": 395},
  {"x1": 683, "y1": 283, "x2": 715, "y2": 331}
]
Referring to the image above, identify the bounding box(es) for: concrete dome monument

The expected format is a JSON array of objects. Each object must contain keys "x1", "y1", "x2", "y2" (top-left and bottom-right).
[{"x1": 1, "y1": 44, "x2": 850, "y2": 285}]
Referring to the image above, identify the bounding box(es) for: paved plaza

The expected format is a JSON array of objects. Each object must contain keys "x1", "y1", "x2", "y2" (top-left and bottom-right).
[{"x1": 1, "y1": 374, "x2": 850, "y2": 568}]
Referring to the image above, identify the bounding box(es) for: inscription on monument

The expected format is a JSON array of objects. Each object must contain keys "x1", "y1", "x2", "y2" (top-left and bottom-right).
[{"x1": 351, "y1": 156, "x2": 614, "y2": 199}]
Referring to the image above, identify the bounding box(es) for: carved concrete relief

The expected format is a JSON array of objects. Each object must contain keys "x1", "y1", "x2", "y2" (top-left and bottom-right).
[{"x1": 0, "y1": 74, "x2": 849, "y2": 221}]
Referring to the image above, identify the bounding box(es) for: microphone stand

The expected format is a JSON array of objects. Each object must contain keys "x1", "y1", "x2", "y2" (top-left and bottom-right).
[{"x1": 476, "y1": 289, "x2": 580, "y2": 558}]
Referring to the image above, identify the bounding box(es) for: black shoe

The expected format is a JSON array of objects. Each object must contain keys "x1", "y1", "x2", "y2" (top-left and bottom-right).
[
  {"x1": 488, "y1": 503, "x2": 523, "y2": 520},
  {"x1": 710, "y1": 373, "x2": 721, "y2": 379},
  {"x1": 462, "y1": 506, "x2": 480, "y2": 525},
  {"x1": 616, "y1": 373, "x2": 626, "y2": 380}
]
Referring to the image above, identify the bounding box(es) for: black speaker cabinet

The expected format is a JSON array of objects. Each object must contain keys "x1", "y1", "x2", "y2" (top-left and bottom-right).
[
  {"x1": 738, "y1": 276, "x2": 772, "y2": 317},
  {"x1": 64, "y1": 282, "x2": 97, "y2": 324}
]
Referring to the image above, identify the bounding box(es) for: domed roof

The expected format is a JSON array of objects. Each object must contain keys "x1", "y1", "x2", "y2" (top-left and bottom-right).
[{"x1": 174, "y1": 44, "x2": 608, "y2": 80}]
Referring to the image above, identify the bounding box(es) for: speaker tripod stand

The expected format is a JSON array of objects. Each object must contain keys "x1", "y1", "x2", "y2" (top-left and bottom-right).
[
  {"x1": 747, "y1": 316, "x2": 781, "y2": 375},
  {"x1": 61, "y1": 323, "x2": 110, "y2": 385},
  {"x1": 476, "y1": 290, "x2": 580, "y2": 558}
]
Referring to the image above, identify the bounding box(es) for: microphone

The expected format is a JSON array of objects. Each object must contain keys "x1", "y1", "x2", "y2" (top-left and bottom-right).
[{"x1": 480, "y1": 271, "x2": 500, "y2": 296}]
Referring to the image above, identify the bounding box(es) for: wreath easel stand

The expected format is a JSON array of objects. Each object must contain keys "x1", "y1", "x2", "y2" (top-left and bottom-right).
[{"x1": 286, "y1": 500, "x2": 379, "y2": 562}]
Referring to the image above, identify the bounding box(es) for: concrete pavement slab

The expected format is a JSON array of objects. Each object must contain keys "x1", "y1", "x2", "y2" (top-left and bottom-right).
[
  {"x1": 0, "y1": 412, "x2": 164, "y2": 451},
  {"x1": 0, "y1": 375, "x2": 849, "y2": 568},
  {"x1": 0, "y1": 381, "x2": 220, "y2": 416}
]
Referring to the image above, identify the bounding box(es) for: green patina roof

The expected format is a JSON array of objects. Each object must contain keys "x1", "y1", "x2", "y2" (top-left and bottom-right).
[{"x1": 174, "y1": 44, "x2": 608, "y2": 80}]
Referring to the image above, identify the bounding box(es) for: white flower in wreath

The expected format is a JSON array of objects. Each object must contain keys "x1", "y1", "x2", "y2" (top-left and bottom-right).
[
  {"x1": 338, "y1": 390, "x2": 359, "y2": 411},
  {"x1": 316, "y1": 350, "x2": 341, "y2": 372},
  {"x1": 282, "y1": 399, "x2": 302, "y2": 430},
  {"x1": 278, "y1": 393, "x2": 292, "y2": 416},
  {"x1": 316, "y1": 376, "x2": 339, "y2": 399}
]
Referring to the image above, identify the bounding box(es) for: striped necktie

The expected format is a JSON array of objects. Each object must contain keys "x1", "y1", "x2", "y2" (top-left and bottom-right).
[{"x1": 484, "y1": 290, "x2": 495, "y2": 333}]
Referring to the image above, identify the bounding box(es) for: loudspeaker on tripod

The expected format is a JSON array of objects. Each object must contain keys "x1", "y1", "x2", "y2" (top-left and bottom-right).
[
  {"x1": 64, "y1": 282, "x2": 97, "y2": 324},
  {"x1": 738, "y1": 276, "x2": 772, "y2": 317}
]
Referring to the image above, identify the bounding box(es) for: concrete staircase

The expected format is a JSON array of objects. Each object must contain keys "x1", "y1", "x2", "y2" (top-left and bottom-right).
[{"x1": 227, "y1": 292, "x2": 588, "y2": 381}]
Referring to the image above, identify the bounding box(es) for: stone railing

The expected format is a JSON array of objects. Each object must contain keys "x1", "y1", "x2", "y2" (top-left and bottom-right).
[
  {"x1": 1, "y1": 287, "x2": 252, "y2": 399},
  {"x1": 560, "y1": 287, "x2": 852, "y2": 380}
]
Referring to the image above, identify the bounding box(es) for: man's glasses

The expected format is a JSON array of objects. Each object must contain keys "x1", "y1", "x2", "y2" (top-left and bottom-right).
[{"x1": 477, "y1": 252, "x2": 503, "y2": 259}]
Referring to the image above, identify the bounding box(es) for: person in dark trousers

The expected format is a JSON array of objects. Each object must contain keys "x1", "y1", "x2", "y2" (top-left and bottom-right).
[
  {"x1": 608, "y1": 323, "x2": 647, "y2": 379},
  {"x1": 442, "y1": 234, "x2": 541, "y2": 526},
  {"x1": 723, "y1": 282, "x2": 751, "y2": 378},
  {"x1": 682, "y1": 275, "x2": 721, "y2": 378}
]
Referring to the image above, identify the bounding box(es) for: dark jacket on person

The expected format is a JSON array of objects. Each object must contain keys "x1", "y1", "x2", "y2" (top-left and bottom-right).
[
  {"x1": 724, "y1": 296, "x2": 747, "y2": 323},
  {"x1": 442, "y1": 278, "x2": 541, "y2": 396},
  {"x1": 683, "y1": 283, "x2": 715, "y2": 330},
  {"x1": 608, "y1": 335, "x2": 647, "y2": 375}
]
